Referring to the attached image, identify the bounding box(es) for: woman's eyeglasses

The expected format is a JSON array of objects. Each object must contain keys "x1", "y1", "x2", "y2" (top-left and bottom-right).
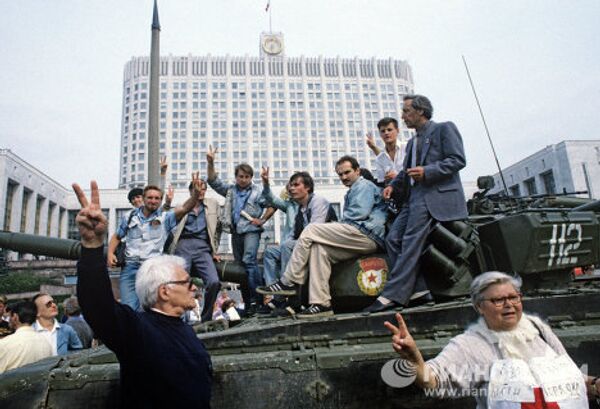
[{"x1": 483, "y1": 294, "x2": 522, "y2": 307}]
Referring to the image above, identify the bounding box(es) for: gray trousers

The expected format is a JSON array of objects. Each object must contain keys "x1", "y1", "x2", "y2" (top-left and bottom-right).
[
  {"x1": 283, "y1": 223, "x2": 377, "y2": 307},
  {"x1": 175, "y1": 237, "x2": 220, "y2": 322},
  {"x1": 381, "y1": 186, "x2": 433, "y2": 305}
]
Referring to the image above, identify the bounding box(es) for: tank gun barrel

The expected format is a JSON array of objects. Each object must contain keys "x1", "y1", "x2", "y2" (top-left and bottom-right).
[
  {"x1": 0, "y1": 231, "x2": 81, "y2": 260},
  {"x1": 571, "y1": 199, "x2": 600, "y2": 212}
]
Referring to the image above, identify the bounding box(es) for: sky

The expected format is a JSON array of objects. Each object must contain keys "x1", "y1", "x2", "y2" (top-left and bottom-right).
[{"x1": 0, "y1": 0, "x2": 599, "y2": 189}]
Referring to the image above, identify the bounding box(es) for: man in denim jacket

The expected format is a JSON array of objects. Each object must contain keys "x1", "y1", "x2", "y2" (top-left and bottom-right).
[
  {"x1": 206, "y1": 146, "x2": 275, "y2": 313},
  {"x1": 258, "y1": 156, "x2": 387, "y2": 317}
]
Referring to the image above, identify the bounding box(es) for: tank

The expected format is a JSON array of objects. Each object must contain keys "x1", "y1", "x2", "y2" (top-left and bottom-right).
[{"x1": 2, "y1": 178, "x2": 600, "y2": 409}]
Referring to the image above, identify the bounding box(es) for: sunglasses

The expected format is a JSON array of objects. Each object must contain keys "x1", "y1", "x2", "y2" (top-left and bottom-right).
[{"x1": 45, "y1": 300, "x2": 56, "y2": 308}]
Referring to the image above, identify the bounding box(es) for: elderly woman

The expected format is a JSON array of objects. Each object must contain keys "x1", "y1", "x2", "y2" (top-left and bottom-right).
[{"x1": 385, "y1": 271, "x2": 600, "y2": 408}]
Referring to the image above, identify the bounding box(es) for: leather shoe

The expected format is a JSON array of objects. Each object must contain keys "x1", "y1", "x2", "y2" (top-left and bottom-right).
[
  {"x1": 407, "y1": 293, "x2": 434, "y2": 308},
  {"x1": 362, "y1": 299, "x2": 403, "y2": 314}
]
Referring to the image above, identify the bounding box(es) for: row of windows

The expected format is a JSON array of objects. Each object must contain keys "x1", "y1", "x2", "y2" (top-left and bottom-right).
[{"x1": 127, "y1": 57, "x2": 412, "y2": 80}]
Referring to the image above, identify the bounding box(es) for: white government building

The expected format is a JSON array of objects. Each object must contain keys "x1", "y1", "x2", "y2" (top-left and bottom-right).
[
  {"x1": 2, "y1": 33, "x2": 486, "y2": 261},
  {"x1": 118, "y1": 32, "x2": 415, "y2": 189}
]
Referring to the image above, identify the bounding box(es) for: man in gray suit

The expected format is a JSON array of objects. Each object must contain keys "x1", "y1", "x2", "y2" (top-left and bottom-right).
[{"x1": 364, "y1": 94, "x2": 468, "y2": 313}]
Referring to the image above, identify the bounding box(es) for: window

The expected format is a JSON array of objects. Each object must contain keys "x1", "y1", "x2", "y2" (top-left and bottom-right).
[
  {"x1": 3, "y1": 180, "x2": 17, "y2": 230},
  {"x1": 20, "y1": 189, "x2": 32, "y2": 233},
  {"x1": 524, "y1": 178, "x2": 537, "y2": 196},
  {"x1": 509, "y1": 185, "x2": 521, "y2": 197},
  {"x1": 541, "y1": 170, "x2": 556, "y2": 194}
]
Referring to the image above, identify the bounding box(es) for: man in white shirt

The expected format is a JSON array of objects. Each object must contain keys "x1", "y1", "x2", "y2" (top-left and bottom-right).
[
  {"x1": 32, "y1": 293, "x2": 82, "y2": 355},
  {"x1": 366, "y1": 117, "x2": 405, "y2": 186},
  {"x1": 0, "y1": 301, "x2": 52, "y2": 373}
]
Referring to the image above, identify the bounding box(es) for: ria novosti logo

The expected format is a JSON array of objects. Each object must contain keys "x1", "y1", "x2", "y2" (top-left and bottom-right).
[{"x1": 380, "y1": 358, "x2": 417, "y2": 388}]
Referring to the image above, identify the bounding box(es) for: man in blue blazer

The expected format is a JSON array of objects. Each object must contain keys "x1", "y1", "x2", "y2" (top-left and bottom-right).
[{"x1": 364, "y1": 95, "x2": 468, "y2": 313}]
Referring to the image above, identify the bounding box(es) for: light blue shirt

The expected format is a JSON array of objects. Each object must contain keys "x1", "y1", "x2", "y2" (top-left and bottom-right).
[
  {"x1": 341, "y1": 177, "x2": 387, "y2": 248},
  {"x1": 117, "y1": 207, "x2": 177, "y2": 261}
]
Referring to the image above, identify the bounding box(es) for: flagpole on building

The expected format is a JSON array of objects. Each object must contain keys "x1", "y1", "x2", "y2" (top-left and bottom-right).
[{"x1": 266, "y1": 0, "x2": 272, "y2": 33}]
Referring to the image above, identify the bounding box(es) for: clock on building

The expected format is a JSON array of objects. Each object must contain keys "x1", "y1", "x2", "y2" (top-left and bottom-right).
[{"x1": 260, "y1": 33, "x2": 284, "y2": 57}]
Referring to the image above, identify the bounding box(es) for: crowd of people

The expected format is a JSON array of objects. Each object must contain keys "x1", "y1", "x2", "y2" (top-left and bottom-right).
[
  {"x1": 3, "y1": 93, "x2": 597, "y2": 408},
  {"x1": 0, "y1": 294, "x2": 93, "y2": 373}
]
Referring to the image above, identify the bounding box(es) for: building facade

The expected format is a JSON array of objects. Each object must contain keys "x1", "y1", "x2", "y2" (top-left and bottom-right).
[
  {"x1": 0, "y1": 149, "x2": 70, "y2": 259},
  {"x1": 119, "y1": 33, "x2": 415, "y2": 189},
  {"x1": 489, "y1": 140, "x2": 600, "y2": 199},
  {"x1": 0, "y1": 149, "x2": 350, "y2": 260}
]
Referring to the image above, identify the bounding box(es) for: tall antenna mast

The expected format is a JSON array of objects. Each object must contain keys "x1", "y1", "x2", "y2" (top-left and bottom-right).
[
  {"x1": 266, "y1": 0, "x2": 272, "y2": 33},
  {"x1": 462, "y1": 55, "x2": 510, "y2": 197}
]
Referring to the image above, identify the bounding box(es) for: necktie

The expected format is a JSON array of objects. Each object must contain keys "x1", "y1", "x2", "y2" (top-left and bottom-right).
[
  {"x1": 411, "y1": 136, "x2": 418, "y2": 169},
  {"x1": 410, "y1": 137, "x2": 418, "y2": 185},
  {"x1": 293, "y1": 208, "x2": 305, "y2": 240}
]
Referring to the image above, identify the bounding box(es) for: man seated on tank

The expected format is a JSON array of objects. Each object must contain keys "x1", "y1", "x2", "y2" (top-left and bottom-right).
[
  {"x1": 72, "y1": 180, "x2": 212, "y2": 409},
  {"x1": 259, "y1": 168, "x2": 337, "y2": 313},
  {"x1": 257, "y1": 155, "x2": 387, "y2": 317},
  {"x1": 106, "y1": 175, "x2": 202, "y2": 311},
  {"x1": 0, "y1": 301, "x2": 53, "y2": 373},
  {"x1": 383, "y1": 271, "x2": 600, "y2": 408}
]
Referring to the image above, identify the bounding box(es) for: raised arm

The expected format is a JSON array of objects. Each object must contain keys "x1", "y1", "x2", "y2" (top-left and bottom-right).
[
  {"x1": 260, "y1": 166, "x2": 289, "y2": 211},
  {"x1": 206, "y1": 144, "x2": 218, "y2": 183},
  {"x1": 73, "y1": 181, "x2": 136, "y2": 354},
  {"x1": 159, "y1": 155, "x2": 168, "y2": 191},
  {"x1": 107, "y1": 233, "x2": 121, "y2": 268},
  {"x1": 173, "y1": 172, "x2": 201, "y2": 221},
  {"x1": 384, "y1": 313, "x2": 437, "y2": 389},
  {"x1": 366, "y1": 131, "x2": 381, "y2": 156}
]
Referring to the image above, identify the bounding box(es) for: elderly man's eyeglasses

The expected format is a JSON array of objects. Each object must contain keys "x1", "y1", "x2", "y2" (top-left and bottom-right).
[
  {"x1": 163, "y1": 278, "x2": 194, "y2": 290},
  {"x1": 483, "y1": 294, "x2": 522, "y2": 307}
]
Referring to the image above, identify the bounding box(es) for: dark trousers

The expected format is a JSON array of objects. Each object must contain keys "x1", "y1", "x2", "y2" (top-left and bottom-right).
[
  {"x1": 382, "y1": 186, "x2": 433, "y2": 305},
  {"x1": 232, "y1": 231, "x2": 262, "y2": 304},
  {"x1": 175, "y1": 238, "x2": 220, "y2": 322}
]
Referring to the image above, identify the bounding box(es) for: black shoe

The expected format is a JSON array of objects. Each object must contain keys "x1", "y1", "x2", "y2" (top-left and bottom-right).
[
  {"x1": 243, "y1": 303, "x2": 258, "y2": 318},
  {"x1": 297, "y1": 304, "x2": 333, "y2": 318},
  {"x1": 256, "y1": 280, "x2": 297, "y2": 296},
  {"x1": 407, "y1": 292, "x2": 434, "y2": 308},
  {"x1": 362, "y1": 299, "x2": 403, "y2": 314},
  {"x1": 256, "y1": 303, "x2": 274, "y2": 315},
  {"x1": 270, "y1": 305, "x2": 299, "y2": 318}
]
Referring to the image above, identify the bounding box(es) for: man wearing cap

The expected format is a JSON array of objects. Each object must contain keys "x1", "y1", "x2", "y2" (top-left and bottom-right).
[{"x1": 107, "y1": 174, "x2": 203, "y2": 311}]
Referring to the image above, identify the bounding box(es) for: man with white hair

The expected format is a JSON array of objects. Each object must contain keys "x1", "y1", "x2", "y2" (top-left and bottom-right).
[{"x1": 73, "y1": 180, "x2": 212, "y2": 409}]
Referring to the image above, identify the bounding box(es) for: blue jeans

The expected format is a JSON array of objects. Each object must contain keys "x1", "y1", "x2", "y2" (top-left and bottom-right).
[
  {"x1": 120, "y1": 261, "x2": 141, "y2": 311},
  {"x1": 263, "y1": 239, "x2": 296, "y2": 285},
  {"x1": 232, "y1": 231, "x2": 262, "y2": 303}
]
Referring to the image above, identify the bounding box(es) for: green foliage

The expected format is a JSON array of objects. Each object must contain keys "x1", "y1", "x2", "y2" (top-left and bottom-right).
[{"x1": 0, "y1": 271, "x2": 57, "y2": 295}]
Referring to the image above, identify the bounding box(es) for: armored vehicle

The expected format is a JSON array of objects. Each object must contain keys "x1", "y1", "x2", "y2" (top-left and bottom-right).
[{"x1": 1, "y1": 178, "x2": 600, "y2": 408}]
